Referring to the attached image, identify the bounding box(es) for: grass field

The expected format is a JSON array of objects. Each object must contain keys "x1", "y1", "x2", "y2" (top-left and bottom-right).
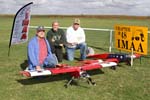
[{"x1": 0, "y1": 16, "x2": 150, "y2": 100}]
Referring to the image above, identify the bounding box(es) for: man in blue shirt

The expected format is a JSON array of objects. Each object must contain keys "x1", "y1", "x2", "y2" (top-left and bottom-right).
[{"x1": 27, "y1": 26, "x2": 58, "y2": 71}]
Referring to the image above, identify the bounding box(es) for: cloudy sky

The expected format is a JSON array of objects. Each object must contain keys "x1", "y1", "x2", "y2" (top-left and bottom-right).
[{"x1": 0, "y1": 0, "x2": 150, "y2": 16}]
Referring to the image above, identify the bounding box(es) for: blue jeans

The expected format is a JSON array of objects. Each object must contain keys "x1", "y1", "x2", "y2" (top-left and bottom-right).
[
  {"x1": 66, "y1": 43, "x2": 87, "y2": 61},
  {"x1": 44, "y1": 54, "x2": 58, "y2": 68},
  {"x1": 28, "y1": 54, "x2": 58, "y2": 71}
]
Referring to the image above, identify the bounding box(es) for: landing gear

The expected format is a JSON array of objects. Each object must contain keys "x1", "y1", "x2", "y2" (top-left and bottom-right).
[
  {"x1": 64, "y1": 71, "x2": 96, "y2": 88},
  {"x1": 64, "y1": 76, "x2": 75, "y2": 88},
  {"x1": 110, "y1": 66, "x2": 116, "y2": 70}
]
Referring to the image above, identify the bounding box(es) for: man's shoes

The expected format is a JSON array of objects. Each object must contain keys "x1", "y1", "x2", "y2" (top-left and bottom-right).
[
  {"x1": 20, "y1": 71, "x2": 30, "y2": 77},
  {"x1": 78, "y1": 59, "x2": 85, "y2": 61},
  {"x1": 56, "y1": 64, "x2": 68, "y2": 68}
]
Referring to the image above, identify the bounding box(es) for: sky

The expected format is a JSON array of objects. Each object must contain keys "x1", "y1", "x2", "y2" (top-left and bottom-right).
[{"x1": 0, "y1": 0, "x2": 150, "y2": 16}]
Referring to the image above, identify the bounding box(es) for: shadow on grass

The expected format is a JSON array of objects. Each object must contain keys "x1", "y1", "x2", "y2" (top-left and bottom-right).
[
  {"x1": 17, "y1": 73, "x2": 70, "y2": 85},
  {"x1": 17, "y1": 69, "x2": 104, "y2": 86},
  {"x1": 20, "y1": 60, "x2": 28, "y2": 70}
]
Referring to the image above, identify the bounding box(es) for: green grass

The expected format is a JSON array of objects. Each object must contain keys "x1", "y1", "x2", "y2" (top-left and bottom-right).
[{"x1": 0, "y1": 16, "x2": 150, "y2": 100}]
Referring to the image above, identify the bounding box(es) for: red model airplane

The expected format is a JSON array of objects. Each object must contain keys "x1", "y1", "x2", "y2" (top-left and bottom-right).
[
  {"x1": 20, "y1": 53, "x2": 140, "y2": 87},
  {"x1": 87, "y1": 53, "x2": 141, "y2": 64}
]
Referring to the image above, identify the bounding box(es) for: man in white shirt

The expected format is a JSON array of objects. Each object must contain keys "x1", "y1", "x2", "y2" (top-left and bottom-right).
[{"x1": 66, "y1": 18, "x2": 87, "y2": 61}]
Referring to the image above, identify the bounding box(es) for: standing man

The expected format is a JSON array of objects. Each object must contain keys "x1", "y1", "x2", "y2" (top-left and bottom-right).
[
  {"x1": 28, "y1": 26, "x2": 58, "y2": 71},
  {"x1": 66, "y1": 18, "x2": 87, "y2": 61},
  {"x1": 47, "y1": 21, "x2": 66, "y2": 62}
]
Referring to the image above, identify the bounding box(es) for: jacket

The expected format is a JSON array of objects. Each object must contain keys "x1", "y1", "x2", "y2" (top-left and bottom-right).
[
  {"x1": 47, "y1": 29, "x2": 66, "y2": 46},
  {"x1": 27, "y1": 36, "x2": 54, "y2": 70}
]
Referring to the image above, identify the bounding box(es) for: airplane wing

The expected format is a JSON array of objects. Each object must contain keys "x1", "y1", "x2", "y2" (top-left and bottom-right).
[
  {"x1": 20, "y1": 59, "x2": 118, "y2": 77},
  {"x1": 87, "y1": 53, "x2": 141, "y2": 62},
  {"x1": 20, "y1": 70, "x2": 52, "y2": 77},
  {"x1": 20, "y1": 66, "x2": 79, "y2": 78}
]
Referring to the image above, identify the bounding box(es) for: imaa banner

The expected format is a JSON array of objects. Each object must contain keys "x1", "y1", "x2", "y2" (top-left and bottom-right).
[
  {"x1": 8, "y1": 2, "x2": 33, "y2": 55},
  {"x1": 115, "y1": 25, "x2": 148, "y2": 55}
]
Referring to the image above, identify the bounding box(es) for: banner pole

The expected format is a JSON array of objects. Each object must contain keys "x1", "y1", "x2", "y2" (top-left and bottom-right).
[{"x1": 8, "y1": 47, "x2": 11, "y2": 56}]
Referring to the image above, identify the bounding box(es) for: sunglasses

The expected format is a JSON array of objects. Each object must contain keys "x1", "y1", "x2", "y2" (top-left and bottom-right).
[
  {"x1": 74, "y1": 23, "x2": 79, "y2": 25},
  {"x1": 37, "y1": 30, "x2": 45, "y2": 33}
]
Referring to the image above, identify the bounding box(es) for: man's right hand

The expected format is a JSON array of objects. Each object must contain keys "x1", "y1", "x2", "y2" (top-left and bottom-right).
[
  {"x1": 59, "y1": 44, "x2": 63, "y2": 47},
  {"x1": 73, "y1": 42, "x2": 79, "y2": 46},
  {"x1": 36, "y1": 66, "x2": 42, "y2": 72},
  {"x1": 51, "y1": 38, "x2": 55, "y2": 42},
  {"x1": 68, "y1": 42, "x2": 78, "y2": 46}
]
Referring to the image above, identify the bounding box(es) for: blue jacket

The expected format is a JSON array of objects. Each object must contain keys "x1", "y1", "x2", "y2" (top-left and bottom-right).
[{"x1": 28, "y1": 36, "x2": 55, "y2": 70}]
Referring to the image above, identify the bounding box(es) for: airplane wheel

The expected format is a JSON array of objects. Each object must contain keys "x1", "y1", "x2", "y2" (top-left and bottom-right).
[
  {"x1": 111, "y1": 66, "x2": 116, "y2": 70},
  {"x1": 64, "y1": 85, "x2": 68, "y2": 88},
  {"x1": 92, "y1": 82, "x2": 96, "y2": 86}
]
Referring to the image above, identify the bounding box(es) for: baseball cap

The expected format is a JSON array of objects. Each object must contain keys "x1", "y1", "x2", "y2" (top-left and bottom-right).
[
  {"x1": 74, "y1": 18, "x2": 80, "y2": 25},
  {"x1": 36, "y1": 26, "x2": 45, "y2": 32}
]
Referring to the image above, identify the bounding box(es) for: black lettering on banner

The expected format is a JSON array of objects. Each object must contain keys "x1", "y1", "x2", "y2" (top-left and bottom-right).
[{"x1": 137, "y1": 43, "x2": 144, "y2": 52}]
